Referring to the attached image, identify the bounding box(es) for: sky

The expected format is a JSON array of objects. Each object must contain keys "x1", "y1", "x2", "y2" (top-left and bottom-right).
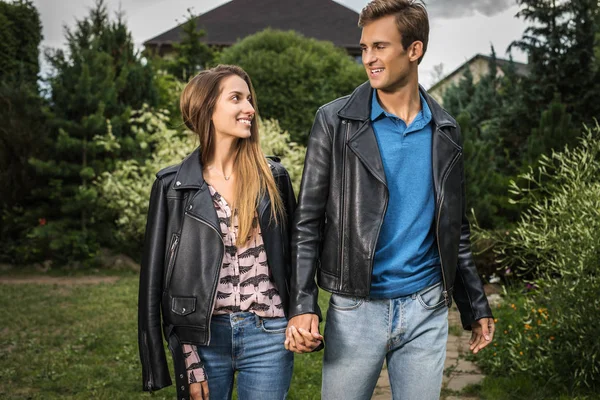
[{"x1": 32, "y1": 0, "x2": 529, "y2": 88}]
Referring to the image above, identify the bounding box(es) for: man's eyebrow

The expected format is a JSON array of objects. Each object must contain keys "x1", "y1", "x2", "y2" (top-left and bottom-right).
[{"x1": 360, "y1": 41, "x2": 391, "y2": 47}]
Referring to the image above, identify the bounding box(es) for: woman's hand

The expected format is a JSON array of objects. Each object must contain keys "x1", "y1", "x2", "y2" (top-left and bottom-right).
[{"x1": 189, "y1": 381, "x2": 210, "y2": 400}]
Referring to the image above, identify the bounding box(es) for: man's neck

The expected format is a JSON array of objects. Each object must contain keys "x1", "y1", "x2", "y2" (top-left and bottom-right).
[{"x1": 376, "y1": 80, "x2": 421, "y2": 125}]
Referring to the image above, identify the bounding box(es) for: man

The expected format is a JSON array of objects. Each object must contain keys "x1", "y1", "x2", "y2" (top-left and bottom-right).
[{"x1": 284, "y1": 1, "x2": 494, "y2": 399}]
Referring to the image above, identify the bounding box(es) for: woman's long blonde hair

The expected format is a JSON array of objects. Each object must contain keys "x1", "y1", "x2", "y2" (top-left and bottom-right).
[{"x1": 180, "y1": 65, "x2": 284, "y2": 246}]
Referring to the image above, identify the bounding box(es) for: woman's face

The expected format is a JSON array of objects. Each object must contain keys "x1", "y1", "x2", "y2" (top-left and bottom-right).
[{"x1": 211, "y1": 74, "x2": 255, "y2": 140}]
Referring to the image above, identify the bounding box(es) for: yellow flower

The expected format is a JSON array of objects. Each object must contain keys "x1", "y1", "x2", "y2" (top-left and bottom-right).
[
  {"x1": 550, "y1": 336, "x2": 555, "y2": 341},
  {"x1": 535, "y1": 334, "x2": 540, "y2": 339},
  {"x1": 537, "y1": 320, "x2": 542, "y2": 325},
  {"x1": 519, "y1": 351, "x2": 523, "y2": 356},
  {"x1": 504, "y1": 330, "x2": 508, "y2": 334},
  {"x1": 494, "y1": 318, "x2": 498, "y2": 323},
  {"x1": 524, "y1": 324, "x2": 531, "y2": 330},
  {"x1": 493, "y1": 352, "x2": 497, "y2": 356}
]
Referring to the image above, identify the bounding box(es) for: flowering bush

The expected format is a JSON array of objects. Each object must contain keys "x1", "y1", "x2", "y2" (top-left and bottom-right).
[
  {"x1": 259, "y1": 118, "x2": 306, "y2": 195},
  {"x1": 473, "y1": 125, "x2": 600, "y2": 393}
]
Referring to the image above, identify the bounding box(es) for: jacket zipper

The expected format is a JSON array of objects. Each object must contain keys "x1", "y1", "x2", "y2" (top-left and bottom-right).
[
  {"x1": 142, "y1": 331, "x2": 154, "y2": 391},
  {"x1": 185, "y1": 213, "x2": 224, "y2": 345},
  {"x1": 436, "y1": 149, "x2": 462, "y2": 306},
  {"x1": 368, "y1": 189, "x2": 389, "y2": 286},
  {"x1": 164, "y1": 233, "x2": 180, "y2": 289},
  {"x1": 339, "y1": 121, "x2": 350, "y2": 285}
]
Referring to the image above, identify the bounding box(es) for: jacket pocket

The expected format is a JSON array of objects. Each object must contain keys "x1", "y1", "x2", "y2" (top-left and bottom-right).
[
  {"x1": 164, "y1": 233, "x2": 180, "y2": 290},
  {"x1": 171, "y1": 296, "x2": 196, "y2": 316}
]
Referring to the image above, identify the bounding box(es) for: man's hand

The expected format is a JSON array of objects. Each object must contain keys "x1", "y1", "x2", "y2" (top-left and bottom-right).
[
  {"x1": 469, "y1": 317, "x2": 495, "y2": 354},
  {"x1": 189, "y1": 381, "x2": 209, "y2": 400},
  {"x1": 284, "y1": 314, "x2": 323, "y2": 353}
]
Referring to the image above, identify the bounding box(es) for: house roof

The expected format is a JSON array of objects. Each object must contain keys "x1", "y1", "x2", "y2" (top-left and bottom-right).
[
  {"x1": 429, "y1": 54, "x2": 529, "y2": 92},
  {"x1": 144, "y1": 0, "x2": 362, "y2": 52}
]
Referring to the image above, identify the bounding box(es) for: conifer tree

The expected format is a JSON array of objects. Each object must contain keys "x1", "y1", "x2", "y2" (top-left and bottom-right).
[
  {"x1": 0, "y1": 0, "x2": 47, "y2": 264},
  {"x1": 166, "y1": 9, "x2": 214, "y2": 81},
  {"x1": 28, "y1": 0, "x2": 158, "y2": 265},
  {"x1": 511, "y1": 0, "x2": 599, "y2": 126}
]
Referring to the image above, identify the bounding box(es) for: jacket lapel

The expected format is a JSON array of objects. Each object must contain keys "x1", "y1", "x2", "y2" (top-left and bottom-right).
[
  {"x1": 338, "y1": 82, "x2": 462, "y2": 193},
  {"x1": 347, "y1": 120, "x2": 387, "y2": 187},
  {"x1": 172, "y1": 147, "x2": 221, "y2": 233}
]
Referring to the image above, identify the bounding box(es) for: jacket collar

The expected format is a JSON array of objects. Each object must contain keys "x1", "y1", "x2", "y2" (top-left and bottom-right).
[
  {"x1": 173, "y1": 147, "x2": 273, "y2": 225},
  {"x1": 173, "y1": 147, "x2": 206, "y2": 190},
  {"x1": 337, "y1": 81, "x2": 456, "y2": 129}
]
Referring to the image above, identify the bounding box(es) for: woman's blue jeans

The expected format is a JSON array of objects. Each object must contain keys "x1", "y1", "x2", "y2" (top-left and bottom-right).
[{"x1": 195, "y1": 312, "x2": 293, "y2": 400}]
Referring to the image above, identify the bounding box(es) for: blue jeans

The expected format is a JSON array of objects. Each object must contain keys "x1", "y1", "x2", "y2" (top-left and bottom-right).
[
  {"x1": 195, "y1": 313, "x2": 293, "y2": 400},
  {"x1": 322, "y1": 282, "x2": 449, "y2": 400}
]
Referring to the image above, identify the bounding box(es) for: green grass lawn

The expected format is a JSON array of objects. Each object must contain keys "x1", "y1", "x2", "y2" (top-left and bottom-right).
[{"x1": 0, "y1": 274, "x2": 330, "y2": 399}]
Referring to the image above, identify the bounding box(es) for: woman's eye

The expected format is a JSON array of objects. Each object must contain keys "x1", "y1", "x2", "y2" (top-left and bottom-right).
[{"x1": 232, "y1": 95, "x2": 239, "y2": 101}]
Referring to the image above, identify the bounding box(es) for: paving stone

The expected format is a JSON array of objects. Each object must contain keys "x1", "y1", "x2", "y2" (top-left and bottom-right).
[
  {"x1": 444, "y1": 357, "x2": 457, "y2": 369},
  {"x1": 455, "y1": 359, "x2": 481, "y2": 374},
  {"x1": 446, "y1": 373, "x2": 485, "y2": 392},
  {"x1": 445, "y1": 350, "x2": 460, "y2": 360}
]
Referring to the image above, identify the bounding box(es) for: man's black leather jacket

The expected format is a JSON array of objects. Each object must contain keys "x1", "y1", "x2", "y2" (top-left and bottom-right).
[
  {"x1": 289, "y1": 82, "x2": 492, "y2": 329},
  {"x1": 138, "y1": 148, "x2": 296, "y2": 397}
]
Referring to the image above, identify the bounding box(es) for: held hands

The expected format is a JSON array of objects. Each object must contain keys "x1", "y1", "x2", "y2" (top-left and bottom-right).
[
  {"x1": 469, "y1": 317, "x2": 495, "y2": 354},
  {"x1": 284, "y1": 314, "x2": 323, "y2": 353},
  {"x1": 189, "y1": 381, "x2": 210, "y2": 400}
]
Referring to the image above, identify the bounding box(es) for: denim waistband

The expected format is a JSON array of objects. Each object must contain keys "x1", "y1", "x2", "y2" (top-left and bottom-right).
[{"x1": 212, "y1": 312, "x2": 286, "y2": 327}]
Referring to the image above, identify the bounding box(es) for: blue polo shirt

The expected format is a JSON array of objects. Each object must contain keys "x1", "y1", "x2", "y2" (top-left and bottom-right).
[{"x1": 370, "y1": 90, "x2": 441, "y2": 299}]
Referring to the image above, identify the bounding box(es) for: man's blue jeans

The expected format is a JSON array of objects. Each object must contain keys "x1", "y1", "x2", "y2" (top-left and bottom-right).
[
  {"x1": 322, "y1": 282, "x2": 449, "y2": 400},
  {"x1": 195, "y1": 312, "x2": 293, "y2": 400}
]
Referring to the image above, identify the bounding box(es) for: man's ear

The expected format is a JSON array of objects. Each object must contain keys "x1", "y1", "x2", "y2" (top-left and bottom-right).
[{"x1": 409, "y1": 41, "x2": 424, "y2": 63}]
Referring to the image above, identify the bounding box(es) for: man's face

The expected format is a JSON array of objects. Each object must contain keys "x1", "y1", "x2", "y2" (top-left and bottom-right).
[{"x1": 360, "y1": 15, "x2": 421, "y2": 92}]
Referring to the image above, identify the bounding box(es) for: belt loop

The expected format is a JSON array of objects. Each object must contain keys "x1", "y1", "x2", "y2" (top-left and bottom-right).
[{"x1": 255, "y1": 314, "x2": 261, "y2": 328}]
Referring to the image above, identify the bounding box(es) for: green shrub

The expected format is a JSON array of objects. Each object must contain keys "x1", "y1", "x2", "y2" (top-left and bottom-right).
[
  {"x1": 94, "y1": 106, "x2": 195, "y2": 252},
  {"x1": 473, "y1": 124, "x2": 600, "y2": 394},
  {"x1": 259, "y1": 118, "x2": 306, "y2": 195},
  {"x1": 217, "y1": 29, "x2": 366, "y2": 144}
]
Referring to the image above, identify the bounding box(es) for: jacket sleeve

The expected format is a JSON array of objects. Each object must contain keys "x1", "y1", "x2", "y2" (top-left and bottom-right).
[
  {"x1": 452, "y1": 127, "x2": 494, "y2": 329},
  {"x1": 288, "y1": 109, "x2": 331, "y2": 320},
  {"x1": 138, "y1": 177, "x2": 172, "y2": 391}
]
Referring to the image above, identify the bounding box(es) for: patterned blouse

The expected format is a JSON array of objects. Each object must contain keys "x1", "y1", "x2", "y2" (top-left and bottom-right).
[{"x1": 182, "y1": 185, "x2": 284, "y2": 383}]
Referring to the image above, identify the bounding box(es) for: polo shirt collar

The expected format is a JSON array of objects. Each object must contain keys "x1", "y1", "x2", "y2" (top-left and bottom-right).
[{"x1": 370, "y1": 90, "x2": 432, "y2": 132}]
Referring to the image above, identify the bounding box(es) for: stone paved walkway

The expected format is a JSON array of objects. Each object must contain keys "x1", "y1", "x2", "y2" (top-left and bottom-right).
[{"x1": 371, "y1": 305, "x2": 484, "y2": 400}]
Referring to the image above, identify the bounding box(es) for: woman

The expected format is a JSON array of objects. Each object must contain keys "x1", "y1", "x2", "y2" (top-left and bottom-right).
[{"x1": 138, "y1": 65, "x2": 299, "y2": 400}]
